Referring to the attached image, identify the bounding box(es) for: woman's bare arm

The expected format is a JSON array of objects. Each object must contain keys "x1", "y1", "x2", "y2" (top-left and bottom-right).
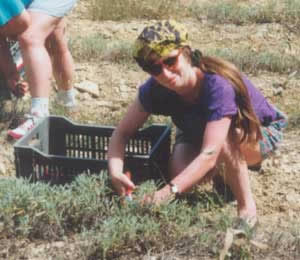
[{"x1": 108, "y1": 96, "x2": 150, "y2": 195}]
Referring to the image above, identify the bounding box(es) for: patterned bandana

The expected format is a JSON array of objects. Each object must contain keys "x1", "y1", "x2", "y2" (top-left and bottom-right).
[{"x1": 133, "y1": 20, "x2": 189, "y2": 61}]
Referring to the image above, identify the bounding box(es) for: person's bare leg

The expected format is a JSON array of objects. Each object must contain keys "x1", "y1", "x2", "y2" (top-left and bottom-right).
[
  {"x1": 18, "y1": 11, "x2": 61, "y2": 98},
  {"x1": 169, "y1": 143, "x2": 198, "y2": 180},
  {"x1": 0, "y1": 10, "x2": 31, "y2": 37},
  {"x1": 8, "y1": 12, "x2": 62, "y2": 139},
  {"x1": 170, "y1": 141, "x2": 217, "y2": 185},
  {"x1": 219, "y1": 141, "x2": 260, "y2": 218},
  {"x1": 46, "y1": 18, "x2": 74, "y2": 91}
]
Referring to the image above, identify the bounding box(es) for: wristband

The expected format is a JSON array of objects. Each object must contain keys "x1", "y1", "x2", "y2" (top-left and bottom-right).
[{"x1": 169, "y1": 182, "x2": 179, "y2": 195}]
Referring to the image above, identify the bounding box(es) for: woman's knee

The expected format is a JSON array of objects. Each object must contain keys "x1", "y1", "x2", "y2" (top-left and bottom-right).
[
  {"x1": 18, "y1": 13, "x2": 62, "y2": 48},
  {"x1": 48, "y1": 32, "x2": 69, "y2": 55},
  {"x1": 1, "y1": 11, "x2": 31, "y2": 37},
  {"x1": 18, "y1": 28, "x2": 45, "y2": 48},
  {"x1": 218, "y1": 140, "x2": 242, "y2": 168},
  {"x1": 46, "y1": 23, "x2": 69, "y2": 57},
  {"x1": 219, "y1": 139, "x2": 262, "y2": 168},
  {"x1": 15, "y1": 11, "x2": 31, "y2": 32}
]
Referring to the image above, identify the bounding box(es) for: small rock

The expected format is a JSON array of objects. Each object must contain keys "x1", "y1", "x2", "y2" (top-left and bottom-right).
[
  {"x1": 0, "y1": 161, "x2": 6, "y2": 175},
  {"x1": 286, "y1": 193, "x2": 300, "y2": 204},
  {"x1": 52, "y1": 241, "x2": 65, "y2": 248},
  {"x1": 78, "y1": 92, "x2": 92, "y2": 101},
  {"x1": 120, "y1": 92, "x2": 129, "y2": 99},
  {"x1": 119, "y1": 80, "x2": 130, "y2": 92},
  {"x1": 97, "y1": 100, "x2": 113, "y2": 107},
  {"x1": 75, "y1": 65, "x2": 88, "y2": 72},
  {"x1": 119, "y1": 83, "x2": 129, "y2": 92},
  {"x1": 75, "y1": 81, "x2": 100, "y2": 97},
  {"x1": 273, "y1": 87, "x2": 283, "y2": 96}
]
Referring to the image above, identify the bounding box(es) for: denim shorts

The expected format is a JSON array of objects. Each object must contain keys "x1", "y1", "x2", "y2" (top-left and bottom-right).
[
  {"x1": 27, "y1": 0, "x2": 78, "y2": 17},
  {"x1": 175, "y1": 109, "x2": 288, "y2": 159}
]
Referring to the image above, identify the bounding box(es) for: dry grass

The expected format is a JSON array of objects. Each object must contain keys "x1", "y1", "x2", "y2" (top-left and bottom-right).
[{"x1": 87, "y1": 0, "x2": 184, "y2": 21}]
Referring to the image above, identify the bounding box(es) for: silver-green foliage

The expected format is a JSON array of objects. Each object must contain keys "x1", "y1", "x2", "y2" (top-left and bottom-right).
[
  {"x1": 205, "y1": 48, "x2": 300, "y2": 74},
  {"x1": 0, "y1": 174, "x2": 112, "y2": 239},
  {"x1": 69, "y1": 34, "x2": 133, "y2": 63},
  {"x1": 190, "y1": 0, "x2": 300, "y2": 26},
  {"x1": 0, "y1": 176, "x2": 222, "y2": 257}
]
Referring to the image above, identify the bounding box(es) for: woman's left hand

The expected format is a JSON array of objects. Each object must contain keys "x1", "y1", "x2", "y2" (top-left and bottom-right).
[{"x1": 143, "y1": 185, "x2": 173, "y2": 205}]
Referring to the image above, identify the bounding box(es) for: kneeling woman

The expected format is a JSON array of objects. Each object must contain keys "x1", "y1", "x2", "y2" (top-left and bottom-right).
[{"x1": 108, "y1": 20, "x2": 287, "y2": 225}]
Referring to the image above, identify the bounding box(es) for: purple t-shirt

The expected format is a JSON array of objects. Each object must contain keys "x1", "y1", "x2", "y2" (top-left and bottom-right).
[{"x1": 138, "y1": 73, "x2": 277, "y2": 136}]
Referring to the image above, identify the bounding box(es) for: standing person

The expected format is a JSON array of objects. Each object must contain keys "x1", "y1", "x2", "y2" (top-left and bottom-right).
[
  {"x1": 8, "y1": 0, "x2": 78, "y2": 139},
  {"x1": 0, "y1": 0, "x2": 32, "y2": 97},
  {"x1": 107, "y1": 20, "x2": 287, "y2": 227}
]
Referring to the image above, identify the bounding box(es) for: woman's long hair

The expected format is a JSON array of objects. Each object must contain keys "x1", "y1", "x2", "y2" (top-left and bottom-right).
[{"x1": 185, "y1": 47, "x2": 262, "y2": 144}]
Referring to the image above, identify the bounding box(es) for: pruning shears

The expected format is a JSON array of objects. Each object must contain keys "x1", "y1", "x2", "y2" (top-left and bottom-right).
[{"x1": 124, "y1": 171, "x2": 133, "y2": 201}]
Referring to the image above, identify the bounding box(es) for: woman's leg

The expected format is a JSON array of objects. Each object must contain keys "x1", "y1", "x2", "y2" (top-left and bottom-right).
[
  {"x1": 45, "y1": 18, "x2": 76, "y2": 107},
  {"x1": 219, "y1": 140, "x2": 262, "y2": 218},
  {"x1": 8, "y1": 12, "x2": 61, "y2": 139},
  {"x1": 18, "y1": 11, "x2": 61, "y2": 99},
  {"x1": 169, "y1": 142, "x2": 199, "y2": 180},
  {"x1": 46, "y1": 18, "x2": 74, "y2": 92}
]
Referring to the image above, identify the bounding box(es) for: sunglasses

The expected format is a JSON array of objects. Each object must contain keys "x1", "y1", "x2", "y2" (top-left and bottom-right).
[{"x1": 135, "y1": 50, "x2": 181, "y2": 76}]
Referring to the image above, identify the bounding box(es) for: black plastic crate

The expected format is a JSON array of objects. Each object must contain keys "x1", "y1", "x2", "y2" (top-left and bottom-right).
[{"x1": 14, "y1": 116, "x2": 171, "y2": 185}]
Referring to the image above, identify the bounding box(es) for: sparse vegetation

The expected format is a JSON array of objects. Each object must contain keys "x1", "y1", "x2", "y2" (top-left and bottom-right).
[
  {"x1": 87, "y1": 0, "x2": 183, "y2": 21},
  {"x1": 206, "y1": 48, "x2": 300, "y2": 75},
  {"x1": 69, "y1": 34, "x2": 133, "y2": 63},
  {"x1": 190, "y1": 0, "x2": 300, "y2": 27},
  {"x1": 69, "y1": 34, "x2": 300, "y2": 78}
]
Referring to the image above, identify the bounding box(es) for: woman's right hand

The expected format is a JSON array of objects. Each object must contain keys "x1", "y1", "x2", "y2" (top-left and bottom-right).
[
  {"x1": 110, "y1": 172, "x2": 136, "y2": 196},
  {"x1": 7, "y1": 78, "x2": 29, "y2": 97},
  {"x1": 108, "y1": 97, "x2": 150, "y2": 196}
]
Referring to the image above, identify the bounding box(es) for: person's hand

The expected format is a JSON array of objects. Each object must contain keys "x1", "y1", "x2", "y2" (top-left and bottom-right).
[
  {"x1": 8, "y1": 79, "x2": 29, "y2": 97},
  {"x1": 142, "y1": 185, "x2": 173, "y2": 205},
  {"x1": 110, "y1": 171, "x2": 135, "y2": 197}
]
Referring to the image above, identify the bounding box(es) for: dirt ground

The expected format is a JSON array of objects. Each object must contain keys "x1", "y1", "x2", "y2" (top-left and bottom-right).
[{"x1": 0, "y1": 1, "x2": 300, "y2": 259}]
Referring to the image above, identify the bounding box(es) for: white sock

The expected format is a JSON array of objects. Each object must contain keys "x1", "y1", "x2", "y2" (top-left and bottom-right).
[
  {"x1": 57, "y1": 88, "x2": 76, "y2": 107},
  {"x1": 31, "y1": 97, "x2": 49, "y2": 117}
]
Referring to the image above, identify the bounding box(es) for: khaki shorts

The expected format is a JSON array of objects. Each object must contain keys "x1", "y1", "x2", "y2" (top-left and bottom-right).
[{"x1": 27, "y1": 0, "x2": 78, "y2": 17}]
